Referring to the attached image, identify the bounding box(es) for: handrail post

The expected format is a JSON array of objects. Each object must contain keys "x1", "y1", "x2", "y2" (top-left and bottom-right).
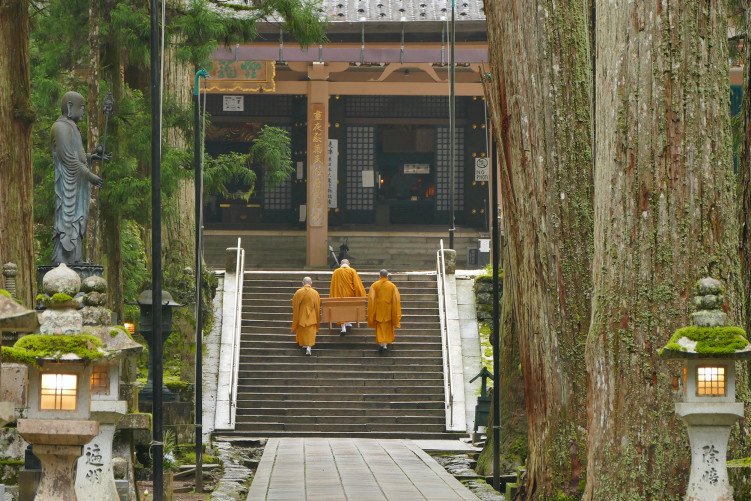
[
  {"x1": 437, "y1": 240, "x2": 454, "y2": 430},
  {"x1": 228, "y1": 238, "x2": 243, "y2": 425}
]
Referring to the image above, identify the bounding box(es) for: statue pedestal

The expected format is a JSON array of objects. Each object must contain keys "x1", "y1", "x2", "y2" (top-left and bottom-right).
[
  {"x1": 38, "y1": 263, "x2": 103, "y2": 283},
  {"x1": 18, "y1": 419, "x2": 99, "y2": 501},
  {"x1": 677, "y1": 402, "x2": 744, "y2": 501},
  {"x1": 74, "y1": 401, "x2": 127, "y2": 501}
]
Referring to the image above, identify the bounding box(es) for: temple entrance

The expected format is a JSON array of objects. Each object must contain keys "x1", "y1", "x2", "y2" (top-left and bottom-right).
[{"x1": 375, "y1": 125, "x2": 437, "y2": 225}]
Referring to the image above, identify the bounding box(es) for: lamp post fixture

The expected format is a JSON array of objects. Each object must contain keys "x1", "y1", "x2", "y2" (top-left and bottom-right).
[
  {"x1": 134, "y1": 289, "x2": 183, "y2": 409},
  {"x1": 659, "y1": 277, "x2": 751, "y2": 501}
]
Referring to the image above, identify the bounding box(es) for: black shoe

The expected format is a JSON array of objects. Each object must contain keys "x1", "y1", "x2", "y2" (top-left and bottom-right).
[{"x1": 378, "y1": 345, "x2": 385, "y2": 353}]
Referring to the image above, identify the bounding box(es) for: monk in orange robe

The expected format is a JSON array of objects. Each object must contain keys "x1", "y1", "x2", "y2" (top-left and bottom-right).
[
  {"x1": 291, "y1": 277, "x2": 320, "y2": 356},
  {"x1": 367, "y1": 269, "x2": 402, "y2": 353},
  {"x1": 329, "y1": 259, "x2": 366, "y2": 334}
]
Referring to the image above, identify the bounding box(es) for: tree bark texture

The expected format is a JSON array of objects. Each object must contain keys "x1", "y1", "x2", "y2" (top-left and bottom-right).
[
  {"x1": 483, "y1": 0, "x2": 594, "y2": 497},
  {"x1": 0, "y1": 0, "x2": 36, "y2": 307},
  {"x1": 162, "y1": 0, "x2": 195, "y2": 270},
  {"x1": 585, "y1": 1, "x2": 742, "y2": 499},
  {"x1": 741, "y1": 3, "x2": 751, "y2": 343},
  {"x1": 85, "y1": 0, "x2": 102, "y2": 263}
]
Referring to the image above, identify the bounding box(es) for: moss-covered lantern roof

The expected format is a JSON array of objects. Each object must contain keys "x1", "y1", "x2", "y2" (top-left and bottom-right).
[{"x1": 659, "y1": 277, "x2": 751, "y2": 360}]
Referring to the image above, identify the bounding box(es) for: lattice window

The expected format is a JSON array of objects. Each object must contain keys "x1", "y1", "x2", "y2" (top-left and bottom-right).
[
  {"x1": 263, "y1": 125, "x2": 293, "y2": 209},
  {"x1": 346, "y1": 126, "x2": 375, "y2": 211},
  {"x1": 40, "y1": 373, "x2": 78, "y2": 410},
  {"x1": 345, "y1": 96, "x2": 466, "y2": 118},
  {"x1": 90, "y1": 365, "x2": 109, "y2": 395},
  {"x1": 697, "y1": 366, "x2": 726, "y2": 397},
  {"x1": 436, "y1": 127, "x2": 465, "y2": 210}
]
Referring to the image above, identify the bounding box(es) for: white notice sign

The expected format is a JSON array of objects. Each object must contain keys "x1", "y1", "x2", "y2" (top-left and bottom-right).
[
  {"x1": 475, "y1": 157, "x2": 490, "y2": 182},
  {"x1": 296, "y1": 161, "x2": 304, "y2": 180},
  {"x1": 222, "y1": 95, "x2": 244, "y2": 112},
  {"x1": 362, "y1": 170, "x2": 375, "y2": 188},
  {"x1": 328, "y1": 140, "x2": 338, "y2": 208}
]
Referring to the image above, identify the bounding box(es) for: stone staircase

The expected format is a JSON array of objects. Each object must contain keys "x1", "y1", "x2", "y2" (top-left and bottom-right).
[
  {"x1": 222, "y1": 270, "x2": 458, "y2": 439},
  {"x1": 203, "y1": 228, "x2": 483, "y2": 271}
]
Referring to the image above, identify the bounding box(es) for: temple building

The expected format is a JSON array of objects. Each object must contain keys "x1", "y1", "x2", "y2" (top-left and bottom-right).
[{"x1": 203, "y1": 0, "x2": 490, "y2": 267}]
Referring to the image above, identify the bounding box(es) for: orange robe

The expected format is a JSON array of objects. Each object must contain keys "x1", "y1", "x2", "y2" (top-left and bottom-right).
[
  {"x1": 330, "y1": 266, "x2": 366, "y2": 298},
  {"x1": 291, "y1": 285, "x2": 320, "y2": 346},
  {"x1": 367, "y1": 277, "x2": 402, "y2": 344}
]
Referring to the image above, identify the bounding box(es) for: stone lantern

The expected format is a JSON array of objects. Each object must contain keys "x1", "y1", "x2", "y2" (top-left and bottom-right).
[
  {"x1": 659, "y1": 277, "x2": 751, "y2": 501},
  {"x1": 12, "y1": 264, "x2": 103, "y2": 501},
  {"x1": 74, "y1": 275, "x2": 143, "y2": 501},
  {"x1": 134, "y1": 289, "x2": 183, "y2": 408},
  {"x1": 0, "y1": 291, "x2": 39, "y2": 426}
]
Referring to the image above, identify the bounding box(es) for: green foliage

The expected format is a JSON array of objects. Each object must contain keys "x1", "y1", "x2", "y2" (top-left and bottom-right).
[
  {"x1": 475, "y1": 263, "x2": 504, "y2": 284},
  {"x1": 203, "y1": 152, "x2": 257, "y2": 200},
  {"x1": 121, "y1": 221, "x2": 149, "y2": 303},
  {"x1": 202, "y1": 125, "x2": 293, "y2": 201},
  {"x1": 662, "y1": 326, "x2": 749, "y2": 355},
  {"x1": 252, "y1": 126, "x2": 294, "y2": 188},
  {"x1": 3, "y1": 334, "x2": 105, "y2": 367}
]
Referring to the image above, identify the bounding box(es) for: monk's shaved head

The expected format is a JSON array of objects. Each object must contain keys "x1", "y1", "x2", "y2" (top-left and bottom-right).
[
  {"x1": 302, "y1": 276, "x2": 312, "y2": 285},
  {"x1": 380, "y1": 269, "x2": 389, "y2": 278},
  {"x1": 340, "y1": 259, "x2": 350, "y2": 266}
]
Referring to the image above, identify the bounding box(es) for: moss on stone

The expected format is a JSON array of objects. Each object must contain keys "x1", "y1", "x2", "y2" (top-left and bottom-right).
[
  {"x1": 36, "y1": 293, "x2": 75, "y2": 308},
  {"x1": 2, "y1": 334, "x2": 105, "y2": 367},
  {"x1": 0, "y1": 290, "x2": 11, "y2": 299},
  {"x1": 51, "y1": 293, "x2": 73, "y2": 303},
  {"x1": 475, "y1": 271, "x2": 504, "y2": 284},
  {"x1": 661, "y1": 326, "x2": 748, "y2": 355}
]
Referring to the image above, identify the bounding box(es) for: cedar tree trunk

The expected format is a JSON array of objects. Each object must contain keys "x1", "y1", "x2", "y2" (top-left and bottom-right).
[
  {"x1": 483, "y1": 0, "x2": 594, "y2": 497},
  {"x1": 0, "y1": 0, "x2": 36, "y2": 307},
  {"x1": 585, "y1": 1, "x2": 743, "y2": 498}
]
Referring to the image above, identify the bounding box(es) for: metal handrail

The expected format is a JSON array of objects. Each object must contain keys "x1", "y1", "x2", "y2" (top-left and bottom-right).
[
  {"x1": 436, "y1": 239, "x2": 454, "y2": 429},
  {"x1": 227, "y1": 237, "x2": 244, "y2": 425}
]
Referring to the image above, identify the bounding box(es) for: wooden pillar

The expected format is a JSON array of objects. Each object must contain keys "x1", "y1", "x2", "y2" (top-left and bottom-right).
[{"x1": 306, "y1": 63, "x2": 330, "y2": 267}]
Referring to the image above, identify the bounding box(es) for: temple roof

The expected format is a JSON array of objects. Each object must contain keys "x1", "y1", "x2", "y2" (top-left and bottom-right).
[
  {"x1": 319, "y1": 0, "x2": 486, "y2": 23},
  {"x1": 215, "y1": 0, "x2": 486, "y2": 23}
]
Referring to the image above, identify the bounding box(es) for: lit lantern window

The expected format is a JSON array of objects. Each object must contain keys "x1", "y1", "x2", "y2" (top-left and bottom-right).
[
  {"x1": 40, "y1": 373, "x2": 78, "y2": 410},
  {"x1": 697, "y1": 366, "x2": 726, "y2": 397},
  {"x1": 90, "y1": 365, "x2": 109, "y2": 395}
]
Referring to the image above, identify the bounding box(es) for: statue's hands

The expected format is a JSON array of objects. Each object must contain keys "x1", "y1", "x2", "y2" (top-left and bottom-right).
[
  {"x1": 89, "y1": 173, "x2": 103, "y2": 188},
  {"x1": 90, "y1": 152, "x2": 112, "y2": 162}
]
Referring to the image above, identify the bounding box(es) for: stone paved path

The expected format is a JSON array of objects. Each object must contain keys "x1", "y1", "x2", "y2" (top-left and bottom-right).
[{"x1": 247, "y1": 438, "x2": 480, "y2": 501}]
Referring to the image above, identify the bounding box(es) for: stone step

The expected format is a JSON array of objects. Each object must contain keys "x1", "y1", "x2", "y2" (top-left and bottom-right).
[
  {"x1": 236, "y1": 391, "x2": 445, "y2": 402},
  {"x1": 235, "y1": 414, "x2": 445, "y2": 425},
  {"x1": 213, "y1": 430, "x2": 463, "y2": 440},
  {"x1": 243, "y1": 295, "x2": 439, "y2": 304},
  {"x1": 237, "y1": 357, "x2": 442, "y2": 368},
  {"x1": 239, "y1": 399, "x2": 443, "y2": 410},
  {"x1": 238, "y1": 371, "x2": 443, "y2": 384},
  {"x1": 242, "y1": 304, "x2": 438, "y2": 314},
  {"x1": 238, "y1": 406, "x2": 443, "y2": 416},
  {"x1": 240, "y1": 325, "x2": 443, "y2": 334},
  {"x1": 241, "y1": 330, "x2": 441, "y2": 340},
  {"x1": 242, "y1": 319, "x2": 440, "y2": 329},
  {"x1": 235, "y1": 382, "x2": 445, "y2": 394},
  {"x1": 230, "y1": 422, "x2": 448, "y2": 433},
  {"x1": 238, "y1": 347, "x2": 443, "y2": 357}
]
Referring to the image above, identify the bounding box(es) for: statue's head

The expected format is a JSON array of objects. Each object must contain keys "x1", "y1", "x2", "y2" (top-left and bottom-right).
[{"x1": 61, "y1": 91, "x2": 85, "y2": 122}]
